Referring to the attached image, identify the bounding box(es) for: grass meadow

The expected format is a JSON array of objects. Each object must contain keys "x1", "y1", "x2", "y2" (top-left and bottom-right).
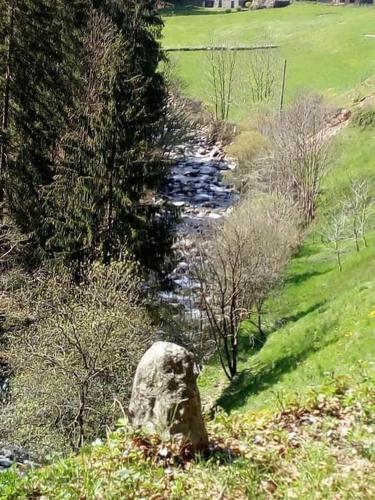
[
  {"x1": 163, "y1": 3, "x2": 375, "y2": 118},
  {"x1": 199, "y1": 125, "x2": 375, "y2": 413}
]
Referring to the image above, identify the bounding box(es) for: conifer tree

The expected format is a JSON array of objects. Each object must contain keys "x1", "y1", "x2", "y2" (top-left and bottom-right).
[
  {"x1": 48, "y1": 0, "x2": 172, "y2": 272},
  {"x1": 0, "y1": 0, "x2": 89, "y2": 258},
  {"x1": 1, "y1": 0, "x2": 172, "y2": 272}
]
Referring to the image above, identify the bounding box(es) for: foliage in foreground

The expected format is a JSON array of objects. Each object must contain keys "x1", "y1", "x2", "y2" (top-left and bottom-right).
[
  {"x1": 1, "y1": 370, "x2": 374, "y2": 499},
  {"x1": 0, "y1": 262, "x2": 153, "y2": 455}
]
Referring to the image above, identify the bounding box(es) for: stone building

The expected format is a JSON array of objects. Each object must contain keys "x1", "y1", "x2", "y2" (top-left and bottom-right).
[
  {"x1": 351, "y1": 0, "x2": 373, "y2": 3},
  {"x1": 251, "y1": 0, "x2": 290, "y2": 7},
  {"x1": 202, "y1": 0, "x2": 241, "y2": 8},
  {"x1": 330, "y1": 0, "x2": 373, "y2": 3},
  {"x1": 202, "y1": 0, "x2": 291, "y2": 7}
]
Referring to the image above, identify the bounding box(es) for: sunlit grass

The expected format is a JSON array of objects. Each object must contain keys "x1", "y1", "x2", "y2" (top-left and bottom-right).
[
  {"x1": 2, "y1": 371, "x2": 374, "y2": 499},
  {"x1": 163, "y1": 3, "x2": 375, "y2": 119},
  {"x1": 199, "y1": 125, "x2": 375, "y2": 412}
]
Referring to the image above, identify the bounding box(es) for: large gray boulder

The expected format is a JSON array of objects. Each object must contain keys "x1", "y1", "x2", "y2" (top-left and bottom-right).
[{"x1": 128, "y1": 342, "x2": 208, "y2": 450}]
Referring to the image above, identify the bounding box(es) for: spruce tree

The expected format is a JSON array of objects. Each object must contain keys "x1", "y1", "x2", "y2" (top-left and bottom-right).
[
  {"x1": 48, "y1": 0, "x2": 173, "y2": 272},
  {"x1": 0, "y1": 0, "x2": 89, "y2": 259},
  {"x1": 1, "y1": 0, "x2": 173, "y2": 273}
]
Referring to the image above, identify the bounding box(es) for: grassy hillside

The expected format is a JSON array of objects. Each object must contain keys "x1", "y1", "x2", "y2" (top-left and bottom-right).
[
  {"x1": 163, "y1": 3, "x2": 375, "y2": 117},
  {"x1": 164, "y1": 3, "x2": 375, "y2": 412},
  {"x1": 3, "y1": 127, "x2": 375, "y2": 500},
  {"x1": 2, "y1": 372, "x2": 375, "y2": 498},
  {"x1": 200, "y1": 125, "x2": 375, "y2": 413}
]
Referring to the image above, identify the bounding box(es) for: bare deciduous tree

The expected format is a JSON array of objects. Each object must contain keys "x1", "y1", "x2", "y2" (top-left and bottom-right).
[
  {"x1": 206, "y1": 45, "x2": 238, "y2": 122},
  {"x1": 346, "y1": 179, "x2": 375, "y2": 251},
  {"x1": 243, "y1": 47, "x2": 281, "y2": 105},
  {"x1": 257, "y1": 93, "x2": 330, "y2": 223},
  {"x1": 194, "y1": 195, "x2": 300, "y2": 380},
  {"x1": 322, "y1": 210, "x2": 348, "y2": 272}
]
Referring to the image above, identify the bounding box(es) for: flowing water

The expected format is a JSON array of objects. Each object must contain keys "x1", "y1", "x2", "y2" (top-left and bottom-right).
[{"x1": 159, "y1": 131, "x2": 238, "y2": 322}]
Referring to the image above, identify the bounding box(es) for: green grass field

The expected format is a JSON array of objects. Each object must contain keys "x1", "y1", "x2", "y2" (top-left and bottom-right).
[
  {"x1": 163, "y1": 3, "x2": 375, "y2": 117},
  {"x1": 2, "y1": 374, "x2": 375, "y2": 498}
]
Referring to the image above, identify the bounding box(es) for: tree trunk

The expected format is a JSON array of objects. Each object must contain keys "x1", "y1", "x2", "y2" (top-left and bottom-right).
[
  {"x1": 103, "y1": 129, "x2": 117, "y2": 264},
  {"x1": 0, "y1": 0, "x2": 16, "y2": 220},
  {"x1": 230, "y1": 332, "x2": 238, "y2": 379},
  {"x1": 76, "y1": 383, "x2": 88, "y2": 450},
  {"x1": 354, "y1": 220, "x2": 360, "y2": 252},
  {"x1": 335, "y1": 245, "x2": 342, "y2": 272},
  {"x1": 362, "y1": 234, "x2": 368, "y2": 248}
]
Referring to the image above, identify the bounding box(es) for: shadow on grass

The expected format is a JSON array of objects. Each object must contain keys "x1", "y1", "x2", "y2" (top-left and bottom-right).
[
  {"x1": 293, "y1": 244, "x2": 321, "y2": 259},
  {"x1": 216, "y1": 348, "x2": 314, "y2": 413},
  {"x1": 267, "y1": 300, "x2": 327, "y2": 336},
  {"x1": 235, "y1": 300, "x2": 327, "y2": 365},
  {"x1": 285, "y1": 268, "x2": 330, "y2": 287},
  {"x1": 216, "y1": 327, "x2": 338, "y2": 413}
]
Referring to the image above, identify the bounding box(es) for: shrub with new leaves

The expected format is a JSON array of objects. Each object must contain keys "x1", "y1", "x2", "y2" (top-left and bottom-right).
[
  {"x1": 194, "y1": 194, "x2": 301, "y2": 380},
  {"x1": 1, "y1": 261, "x2": 153, "y2": 455},
  {"x1": 226, "y1": 124, "x2": 266, "y2": 191},
  {"x1": 256, "y1": 93, "x2": 331, "y2": 223}
]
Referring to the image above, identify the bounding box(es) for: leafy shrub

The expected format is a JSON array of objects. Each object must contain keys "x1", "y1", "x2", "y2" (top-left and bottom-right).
[
  {"x1": 194, "y1": 194, "x2": 301, "y2": 379},
  {"x1": 225, "y1": 124, "x2": 266, "y2": 190},
  {"x1": 352, "y1": 106, "x2": 375, "y2": 129},
  {"x1": 257, "y1": 93, "x2": 330, "y2": 222},
  {"x1": 1, "y1": 262, "x2": 154, "y2": 456}
]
